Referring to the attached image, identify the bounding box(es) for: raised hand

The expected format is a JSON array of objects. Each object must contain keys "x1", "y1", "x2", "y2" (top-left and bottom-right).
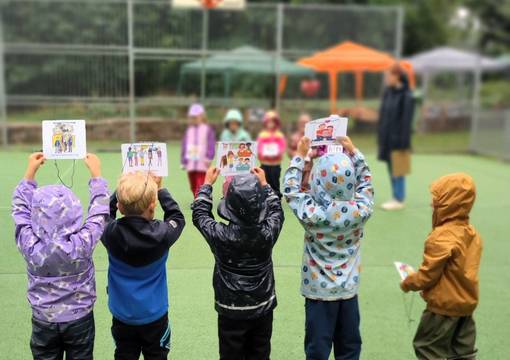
[
  {"x1": 204, "y1": 166, "x2": 221, "y2": 186},
  {"x1": 24, "y1": 152, "x2": 46, "y2": 180},
  {"x1": 84, "y1": 153, "x2": 101, "y2": 178},
  {"x1": 251, "y1": 167, "x2": 268, "y2": 187},
  {"x1": 336, "y1": 136, "x2": 356, "y2": 156},
  {"x1": 297, "y1": 136, "x2": 311, "y2": 158}
]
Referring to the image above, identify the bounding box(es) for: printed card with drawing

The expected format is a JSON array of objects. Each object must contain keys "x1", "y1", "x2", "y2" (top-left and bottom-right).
[
  {"x1": 217, "y1": 141, "x2": 257, "y2": 176},
  {"x1": 394, "y1": 261, "x2": 415, "y2": 281},
  {"x1": 121, "y1": 142, "x2": 168, "y2": 177},
  {"x1": 42, "y1": 120, "x2": 87, "y2": 159},
  {"x1": 305, "y1": 115, "x2": 348, "y2": 146}
]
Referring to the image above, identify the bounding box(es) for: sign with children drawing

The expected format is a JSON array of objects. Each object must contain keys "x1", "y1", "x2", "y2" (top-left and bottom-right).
[
  {"x1": 305, "y1": 115, "x2": 348, "y2": 146},
  {"x1": 121, "y1": 143, "x2": 168, "y2": 177},
  {"x1": 217, "y1": 141, "x2": 257, "y2": 176},
  {"x1": 394, "y1": 261, "x2": 415, "y2": 280},
  {"x1": 42, "y1": 120, "x2": 87, "y2": 159}
]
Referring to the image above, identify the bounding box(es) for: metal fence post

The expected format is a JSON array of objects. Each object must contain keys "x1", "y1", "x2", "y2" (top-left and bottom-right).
[
  {"x1": 504, "y1": 110, "x2": 510, "y2": 160},
  {"x1": 0, "y1": 13, "x2": 7, "y2": 147},
  {"x1": 469, "y1": 55, "x2": 482, "y2": 153},
  {"x1": 274, "y1": 3, "x2": 283, "y2": 112},
  {"x1": 395, "y1": 5, "x2": 404, "y2": 58},
  {"x1": 200, "y1": 8, "x2": 209, "y2": 103},
  {"x1": 127, "y1": 0, "x2": 136, "y2": 143}
]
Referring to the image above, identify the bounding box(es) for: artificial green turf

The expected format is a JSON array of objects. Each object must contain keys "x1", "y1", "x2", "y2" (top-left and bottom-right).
[{"x1": 0, "y1": 145, "x2": 509, "y2": 359}]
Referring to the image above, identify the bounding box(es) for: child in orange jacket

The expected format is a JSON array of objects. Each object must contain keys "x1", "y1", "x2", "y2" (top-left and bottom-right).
[
  {"x1": 257, "y1": 110, "x2": 286, "y2": 197},
  {"x1": 401, "y1": 173, "x2": 483, "y2": 360}
]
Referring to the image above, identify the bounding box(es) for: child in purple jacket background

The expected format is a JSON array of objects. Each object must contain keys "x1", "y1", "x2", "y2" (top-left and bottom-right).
[
  {"x1": 12, "y1": 152, "x2": 110, "y2": 360},
  {"x1": 181, "y1": 103, "x2": 216, "y2": 198}
]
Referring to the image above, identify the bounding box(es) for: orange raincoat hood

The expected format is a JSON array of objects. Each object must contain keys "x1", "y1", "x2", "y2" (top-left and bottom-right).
[{"x1": 431, "y1": 173, "x2": 476, "y2": 228}]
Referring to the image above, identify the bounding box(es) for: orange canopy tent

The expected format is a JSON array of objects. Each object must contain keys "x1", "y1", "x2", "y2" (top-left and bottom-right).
[{"x1": 298, "y1": 41, "x2": 415, "y2": 114}]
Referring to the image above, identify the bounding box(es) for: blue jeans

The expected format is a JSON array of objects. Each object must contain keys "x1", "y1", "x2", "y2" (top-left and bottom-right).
[
  {"x1": 305, "y1": 296, "x2": 362, "y2": 360},
  {"x1": 387, "y1": 162, "x2": 405, "y2": 202}
]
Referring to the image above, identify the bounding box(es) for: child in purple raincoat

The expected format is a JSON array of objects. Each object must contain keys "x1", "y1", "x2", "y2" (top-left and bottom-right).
[{"x1": 12, "y1": 152, "x2": 110, "y2": 360}]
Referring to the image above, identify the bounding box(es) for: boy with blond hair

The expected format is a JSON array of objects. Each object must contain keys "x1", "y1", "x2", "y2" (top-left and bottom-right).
[
  {"x1": 401, "y1": 173, "x2": 483, "y2": 360},
  {"x1": 101, "y1": 172, "x2": 185, "y2": 360}
]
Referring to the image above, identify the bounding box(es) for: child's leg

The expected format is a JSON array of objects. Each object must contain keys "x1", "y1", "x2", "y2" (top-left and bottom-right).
[
  {"x1": 187, "y1": 171, "x2": 196, "y2": 196},
  {"x1": 111, "y1": 317, "x2": 142, "y2": 360},
  {"x1": 218, "y1": 315, "x2": 248, "y2": 360},
  {"x1": 244, "y1": 311, "x2": 273, "y2": 360},
  {"x1": 60, "y1": 311, "x2": 95, "y2": 360},
  {"x1": 304, "y1": 299, "x2": 339, "y2": 360},
  {"x1": 30, "y1": 317, "x2": 64, "y2": 360},
  {"x1": 194, "y1": 171, "x2": 206, "y2": 197},
  {"x1": 450, "y1": 316, "x2": 477, "y2": 359},
  {"x1": 332, "y1": 296, "x2": 362, "y2": 360},
  {"x1": 413, "y1": 310, "x2": 459, "y2": 360},
  {"x1": 140, "y1": 314, "x2": 171, "y2": 360}
]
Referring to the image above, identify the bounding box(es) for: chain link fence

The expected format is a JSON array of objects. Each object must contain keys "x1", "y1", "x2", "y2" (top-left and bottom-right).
[{"x1": 0, "y1": 0, "x2": 403, "y2": 144}]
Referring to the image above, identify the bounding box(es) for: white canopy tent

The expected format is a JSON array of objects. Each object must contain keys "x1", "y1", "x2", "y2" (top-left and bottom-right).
[
  {"x1": 407, "y1": 46, "x2": 506, "y2": 74},
  {"x1": 406, "y1": 47, "x2": 509, "y2": 133}
]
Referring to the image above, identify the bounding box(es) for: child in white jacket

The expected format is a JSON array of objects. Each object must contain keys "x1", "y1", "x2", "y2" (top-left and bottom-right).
[{"x1": 283, "y1": 136, "x2": 374, "y2": 360}]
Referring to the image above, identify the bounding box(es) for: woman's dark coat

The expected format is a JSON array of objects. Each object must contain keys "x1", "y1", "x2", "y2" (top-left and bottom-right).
[
  {"x1": 191, "y1": 175, "x2": 284, "y2": 320},
  {"x1": 377, "y1": 75, "x2": 415, "y2": 162}
]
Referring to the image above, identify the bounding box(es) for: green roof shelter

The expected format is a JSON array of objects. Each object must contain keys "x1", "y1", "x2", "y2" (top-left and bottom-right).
[{"x1": 180, "y1": 46, "x2": 313, "y2": 98}]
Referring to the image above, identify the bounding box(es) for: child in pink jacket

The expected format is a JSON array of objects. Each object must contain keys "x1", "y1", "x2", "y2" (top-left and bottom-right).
[
  {"x1": 181, "y1": 103, "x2": 216, "y2": 198},
  {"x1": 257, "y1": 110, "x2": 286, "y2": 198}
]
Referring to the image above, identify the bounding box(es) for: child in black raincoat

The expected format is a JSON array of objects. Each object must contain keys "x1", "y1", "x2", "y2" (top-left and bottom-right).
[{"x1": 192, "y1": 166, "x2": 284, "y2": 360}]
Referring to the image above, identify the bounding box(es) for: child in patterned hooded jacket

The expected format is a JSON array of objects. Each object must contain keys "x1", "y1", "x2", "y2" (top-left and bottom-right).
[
  {"x1": 283, "y1": 136, "x2": 374, "y2": 360},
  {"x1": 12, "y1": 152, "x2": 109, "y2": 360}
]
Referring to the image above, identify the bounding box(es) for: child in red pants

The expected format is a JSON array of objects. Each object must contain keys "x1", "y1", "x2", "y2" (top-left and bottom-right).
[{"x1": 181, "y1": 103, "x2": 216, "y2": 197}]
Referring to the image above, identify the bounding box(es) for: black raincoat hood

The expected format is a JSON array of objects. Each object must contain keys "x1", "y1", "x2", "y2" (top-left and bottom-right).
[{"x1": 217, "y1": 174, "x2": 267, "y2": 225}]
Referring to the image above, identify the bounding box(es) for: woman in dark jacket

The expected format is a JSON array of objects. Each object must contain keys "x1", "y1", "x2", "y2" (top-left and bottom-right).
[
  {"x1": 192, "y1": 167, "x2": 284, "y2": 360},
  {"x1": 378, "y1": 63, "x2": 415, "y2": 210}
]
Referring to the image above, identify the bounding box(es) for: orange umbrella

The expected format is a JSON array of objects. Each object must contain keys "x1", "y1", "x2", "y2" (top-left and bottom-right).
[{"x1": 299, "y1": 41, "x2": 415, "y2": 113}]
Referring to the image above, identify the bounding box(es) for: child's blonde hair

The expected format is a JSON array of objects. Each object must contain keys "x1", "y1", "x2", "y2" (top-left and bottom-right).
[{"x1": 117, "y1": 172, "x2": 158, "y2": 215}]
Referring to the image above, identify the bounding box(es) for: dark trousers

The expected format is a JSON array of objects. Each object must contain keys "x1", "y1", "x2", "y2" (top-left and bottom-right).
[
  {"x1": 413, "y1": 310, "x2": 477, "y2": 360},
  {"x1": 111, "y1": 314, "x2": 170, "y2": 360},
  {"x1": 218, "y1": 311, "x2": 273, "y2": 360},
  {"x1": 260, "y1": 164, "x2": 282, "y2": 198},
  {"x1": 30, "y1": 311, "x2": 95, "y2": 360},
  {"x1": 305, "y1": 297, "x2": 361, "y2": 360}
]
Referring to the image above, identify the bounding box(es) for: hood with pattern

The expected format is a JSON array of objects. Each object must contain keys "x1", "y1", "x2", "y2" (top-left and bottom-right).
[
  {"x1": 310, "y1": 153, "x2": 356, "y2": 206},
  {"x1": 31, "y1": 185, "x2": 83, "y2": 240}
]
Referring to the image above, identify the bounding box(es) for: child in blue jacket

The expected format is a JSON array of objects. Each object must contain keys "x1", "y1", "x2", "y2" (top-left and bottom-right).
[{"x1": 283, "y1": 136, "x2": 374, "y2": 360}]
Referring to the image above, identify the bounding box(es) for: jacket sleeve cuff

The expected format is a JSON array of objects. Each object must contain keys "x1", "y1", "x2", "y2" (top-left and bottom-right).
[
  {"x1": 195, "y1": 184, "x2": 213, "y2": 202},
  {"x1": 290, "y1": 156, "x2": 306, "y2": 169},
  {"x1": 89, "y1": 177, "x2": 107, "y2": 188},
  {"x1": 20, "y1": 179, "x2": 37, "y2": 188}
]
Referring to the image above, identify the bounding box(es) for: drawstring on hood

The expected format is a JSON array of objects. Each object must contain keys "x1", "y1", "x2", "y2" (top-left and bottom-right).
[{"x1": 31, "y1": 185, "x2": 83, "y2": 240}]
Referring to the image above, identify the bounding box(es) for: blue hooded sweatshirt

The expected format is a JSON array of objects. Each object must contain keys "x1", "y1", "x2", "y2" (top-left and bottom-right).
[{"x1": 283, "y1": 150, "x2": 374, "y2": 300}]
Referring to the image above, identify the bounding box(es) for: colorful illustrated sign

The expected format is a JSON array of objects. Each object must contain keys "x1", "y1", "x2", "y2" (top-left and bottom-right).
[
  {"x1": 394, "y1": 261, "x2": 415, "y2": 281},
  {"x1": 305, "y1": 115, "x2": 348, "y2": 146},
  {"x1": 217, "y1": 141, "x2": 257, "y2": 176},
  {"x1": 42, "y1": 120, "x2": 87, "y2": 159},
  {"x1": 121, "y1": 142, "x2": 168, "y2": 177}
]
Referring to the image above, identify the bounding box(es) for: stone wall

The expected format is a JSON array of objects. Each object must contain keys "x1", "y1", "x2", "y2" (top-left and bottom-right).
[{"x1": 6, "y1": 118, "x2": 267, "y2": 144}]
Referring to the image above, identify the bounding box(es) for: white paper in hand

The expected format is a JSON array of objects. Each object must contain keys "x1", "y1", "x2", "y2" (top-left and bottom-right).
[
  {"x1": 42, "y1": 120, "x2": 87, "y2": 159},
  {"x1": 394, "y1": 261, "x2": 415, "y2": 281},
  {"x1": 121, "y1": 142, "x2": 168, "y2": 177},
  {"x1": 305, "y1": 115, "x2": 348, "y2": 146},
  {"x1": 217, "y1": 141, "x2": 257, "y2": 176}
]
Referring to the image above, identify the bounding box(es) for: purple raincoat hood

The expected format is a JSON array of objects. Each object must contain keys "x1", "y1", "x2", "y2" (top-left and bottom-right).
[{"x1": 31, "y1": 185, "x2": 83, "y2": 240}]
